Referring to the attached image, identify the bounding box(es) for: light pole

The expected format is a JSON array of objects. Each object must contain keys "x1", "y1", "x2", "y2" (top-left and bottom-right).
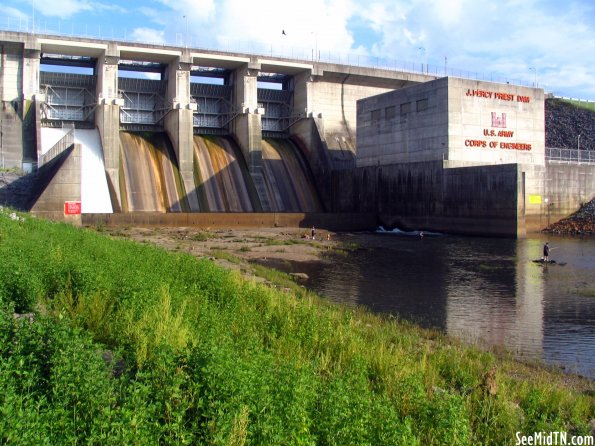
[
  {"x1": 578, "y1": 134, "x2": 581, "y2": 151},
  {"x1": 310, "y1": 32, "x2": 318, "y2": 61},
  {"x1": 418, "y1": 47, "x2": 426, "y2": 73},
  {"x1": 529, "y1": 67, "x2": 537, "y2": 87},
  {"x1": 31, "y1": 0, "x2": 35, "y2": 33},
  {"x1": 183, "y1": 15, "x2": 188, "y2": 48}
]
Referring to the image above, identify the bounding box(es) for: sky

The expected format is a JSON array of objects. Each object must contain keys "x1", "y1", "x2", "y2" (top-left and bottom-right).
[{"x1": 1, "y1": 0, "x2": 594, "y2": 100}]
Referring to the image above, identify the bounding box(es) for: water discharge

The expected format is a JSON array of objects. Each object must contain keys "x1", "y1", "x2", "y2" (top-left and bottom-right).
[
  {"x1": 261, "y1": 138, "x2": 322, "y2": 212},
  {"x1": 192, "y1": 135, "x2": 258, "y2": 212},
  {"x1": 119, "y1": 132, "x2": 188, "y2": 213},
  {"x1": 118, "y1": 132, "x2": 321, "y2": 213}
]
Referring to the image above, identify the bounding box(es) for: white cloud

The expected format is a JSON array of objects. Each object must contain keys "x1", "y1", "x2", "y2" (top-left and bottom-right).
[
  {"x1": 33, "y1": 0, "x2": 126, "y2": 18},
  {"x1": 154, "y1": 0, "x2": 216, "y2": 22},
  {"x1": 130, "y1": 28, "x2": 166, "y2": 45},
  {"x1": 0, "y1": 5, "x2": 28, "y2": 20},
  {"x1": 332, "y1": 0, "x2": 595, "y2": 98}
]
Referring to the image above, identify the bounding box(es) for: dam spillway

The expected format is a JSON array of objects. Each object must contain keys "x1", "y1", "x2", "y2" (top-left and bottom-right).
[
  {"x1": 261, "y1": 138, "x2": 322, "y2": 213},
  {"x1": 192, "y1": 135, "x2": 259, "y2": 212},
  {"x1": 119, "y1": 132, "x2": 188, "y2": 213},
  {"x1": 118, "y1": 132, "x2": 322, "y2": 214}
]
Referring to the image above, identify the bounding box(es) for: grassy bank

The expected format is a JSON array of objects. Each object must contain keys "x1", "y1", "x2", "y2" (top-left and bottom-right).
[{"x1": 0, "y1": 209, "x2": 593, "y2": 445}]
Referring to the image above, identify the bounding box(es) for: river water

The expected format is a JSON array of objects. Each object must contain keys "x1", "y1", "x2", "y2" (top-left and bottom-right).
[{"x1": 286, "y1": 232, "x2": 595, "y2": 379}]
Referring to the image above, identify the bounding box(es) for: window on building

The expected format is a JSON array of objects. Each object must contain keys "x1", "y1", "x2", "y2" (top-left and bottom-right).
[
  {"x1": 371, "y1": 109, "x2": 381, "y2": 121},
  {"x1": 385, "y1": 105, "x2": 396, "y2": 119},
  {"x1": 416, "y1": 99, "x2": 428, "y2": 111},
  {"x1": 400, "y1": 102, "x2": 411, "y2": 115}
]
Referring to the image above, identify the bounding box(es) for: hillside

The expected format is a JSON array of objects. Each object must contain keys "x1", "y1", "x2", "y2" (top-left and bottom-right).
[{"x1": 545, "y1": 98, "x2": 595, "y2": 150}]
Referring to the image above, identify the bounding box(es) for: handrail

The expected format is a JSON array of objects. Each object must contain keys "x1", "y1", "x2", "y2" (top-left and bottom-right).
[
  {"x1": 546, "y1": 147, "x2": 595, "y2": 165},
  {"x1": 38, "y1": 128, "x2": 75, "y2": 167}
]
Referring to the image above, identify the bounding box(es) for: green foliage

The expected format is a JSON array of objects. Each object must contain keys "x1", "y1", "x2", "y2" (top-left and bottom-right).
[
  {"x1": 191, "y1": 231, "x2": 214, "y2": 242},
  {"x1": 0, "y1": 208, "x2": 593, "y2": 444},
  {"x1": 559, "y1": 98, "x2": 595, "y2": 112}
]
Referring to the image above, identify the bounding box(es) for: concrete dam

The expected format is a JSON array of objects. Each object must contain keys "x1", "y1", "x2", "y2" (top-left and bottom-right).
[{"x1": 1, "y1": 30, "x2": 593, "y2": 236}]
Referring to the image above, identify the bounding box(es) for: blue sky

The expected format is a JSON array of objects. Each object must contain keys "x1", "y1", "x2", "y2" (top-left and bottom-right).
[{"x1": 2, "y1": 0, "x2": 594, "y2": 99}]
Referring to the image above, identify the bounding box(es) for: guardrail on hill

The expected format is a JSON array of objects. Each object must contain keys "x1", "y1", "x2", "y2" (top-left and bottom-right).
[
  {"x1": 38, "y1": 128, "x2": 75, "y2": 167},
  {"x1": 546, "y1": 147, "x2": 595, "y2": 164}
]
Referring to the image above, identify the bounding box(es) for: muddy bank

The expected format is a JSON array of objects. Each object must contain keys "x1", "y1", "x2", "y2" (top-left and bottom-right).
[{"x1": 97, "y1": 225, "x2": 342, "y2": 285}]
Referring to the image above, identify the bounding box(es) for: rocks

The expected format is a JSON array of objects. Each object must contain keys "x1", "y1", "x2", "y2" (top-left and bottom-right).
[
  {"x1": 545, "y1": 99, "x2": 595, "y2": 150},
  {"x1": 543, "y1": 199, "x2": 595, "y2": 235}
]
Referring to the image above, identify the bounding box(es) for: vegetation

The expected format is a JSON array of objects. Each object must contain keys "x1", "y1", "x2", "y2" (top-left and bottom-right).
[
  {"x1": 0, "y1": 208, "x2": 593, "y2": 445},
  {"x1": 191, "y1": 231, "x2": 215, "y2": 242},
  {"x1": 558, "y1": 98, "x2": 595, "y2": 112}
]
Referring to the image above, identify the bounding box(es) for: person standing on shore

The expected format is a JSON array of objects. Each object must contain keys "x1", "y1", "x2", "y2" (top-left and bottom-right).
[
  {"x1": 311, "y1": 226, "x2": 316, "y2": 240},
  {"x1": 543, "y1": 242, "x2": 550, "y2": 262}
]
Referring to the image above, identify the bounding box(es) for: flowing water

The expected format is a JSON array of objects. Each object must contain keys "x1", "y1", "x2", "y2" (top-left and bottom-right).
[
  {"x1": 192, "y1": 135, "x2": 258, "y2": 212},
  {"x1": 118, "y1": 134, "x2": 321, "y2": 213},
  {"x1": 261, "y1": 138, "x2": 322, "y2": 212},
  {"x1": 287, "y1": 232, "x2": 595, "y2": 378},
  {"x1": 119, "y1": 132, "x2": 187, "y2": 212}
]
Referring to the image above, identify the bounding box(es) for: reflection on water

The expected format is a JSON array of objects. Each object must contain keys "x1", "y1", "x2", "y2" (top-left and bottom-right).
[{"x1": 298, "y1": 233, "x2": 595, "y2": 378}]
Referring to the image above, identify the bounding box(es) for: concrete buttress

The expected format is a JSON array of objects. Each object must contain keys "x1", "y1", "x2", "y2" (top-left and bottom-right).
[{"x1": 164, "y1": 52, "x2": 199, "y2": 211}]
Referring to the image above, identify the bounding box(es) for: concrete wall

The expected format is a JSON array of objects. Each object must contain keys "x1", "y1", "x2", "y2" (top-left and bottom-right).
[
  {"x1": 82, "y1": 211, "x2": 376, "y2": 231},
  {"x1": 163, "y1": 55, "x2": 198, "y2": 211},
  {"x1": 332, "y1": 161, "x2": 520, "y2": 237},
  {"x1": 448, "y1": 78, "x2": 544, "y2": 167},
  {"x1": 95, "y1": 104, "x2": 121, "y2": 211},
  {"x1": 1, "y1": 41, "x2": 24, "y2": 168},
  {"x1": 522, "y1": 162, "x2": 595, "y2": 232},
  {"x1": 0, "y1": 102, "x2": 22, "y2": 168},
  {"x1": 1, "y1": 41, "x2": 22, "y2": 102},
  {"x1": 356, "y1": 77, "x2": 544, "y2": 169},
  {"x1": 307, "y1": 72, "x2": 413, "y2": 164},
  {"x1": 356, "y1": 78, "x2": 449, "y2": 167},
  {"x1": 30, "y1": 143, "x2": 82, "y2": 224}
]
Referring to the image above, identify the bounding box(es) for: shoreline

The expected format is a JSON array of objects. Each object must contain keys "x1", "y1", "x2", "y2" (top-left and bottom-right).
[
  {"x1": 98, "y1": 224, "x2": 595, "y2": 382},
  {"x1": 97, "y1": 225, "x2": 343, "y2": 286}
]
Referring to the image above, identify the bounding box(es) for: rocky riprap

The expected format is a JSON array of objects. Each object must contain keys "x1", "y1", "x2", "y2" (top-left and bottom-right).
[
  {"x1": 545, "y1": 98, "x2": 595, "y2": 150},
  {"x1": 542, "y1": 199, "x2": 595, "y2": 235}
]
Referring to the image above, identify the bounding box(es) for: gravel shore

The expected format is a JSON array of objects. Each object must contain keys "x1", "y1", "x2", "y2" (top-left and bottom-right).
[{"x1": 542, "y1": 199, "x2": 595, "y2": 235}]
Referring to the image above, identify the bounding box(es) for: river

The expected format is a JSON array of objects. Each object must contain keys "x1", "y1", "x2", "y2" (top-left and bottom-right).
[{"x1": 284, "y1": 232, "x2": 595, "y2": 379}]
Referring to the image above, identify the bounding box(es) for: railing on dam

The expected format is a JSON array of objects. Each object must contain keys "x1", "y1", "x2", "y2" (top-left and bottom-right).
[
  {"x1": 1, "y1": 17, "x2": 543, "y2": 91},
  {"x1": 38, "y1": 126, "x2": 75, "y2": 167},
  {"x1": 546, "y1": 147, "x2": 595, "y2": 164}
]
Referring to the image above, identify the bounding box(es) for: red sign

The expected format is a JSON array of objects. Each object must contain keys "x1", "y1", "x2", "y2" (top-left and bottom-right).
[{"x1": 64, "y1": 201, "x2": 81, "y2": 215}]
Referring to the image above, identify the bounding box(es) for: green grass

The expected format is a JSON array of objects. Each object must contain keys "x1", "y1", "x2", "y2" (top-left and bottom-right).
[
  {"x1": 577, "y1": 289, "x2": 595, "y2": 298},
  {"x1": 209, "y1": 249, "x2": 242, "y2": 264},
  {"x1": 557, "y1": 98, "x2": 595, "y2": 112},
  {"x1": 0, "y1": 207, "x2": 593, "y2": 445},
  {"x1": 191, "y1": 230, "x2": 215, "y2": 242}
]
